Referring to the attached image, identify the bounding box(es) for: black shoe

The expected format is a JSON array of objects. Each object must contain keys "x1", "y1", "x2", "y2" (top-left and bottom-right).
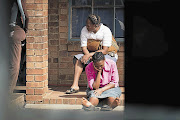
[{"x1": 65, "y1": 88, "x2": 79, "y2": 94}]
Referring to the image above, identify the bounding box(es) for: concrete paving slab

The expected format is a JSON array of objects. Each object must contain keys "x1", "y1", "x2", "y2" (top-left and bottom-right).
[{"x1": 25, "y1": 104, "x2": 124, "y2": 111}]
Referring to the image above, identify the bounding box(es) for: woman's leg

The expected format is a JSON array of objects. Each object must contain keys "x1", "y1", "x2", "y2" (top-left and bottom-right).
[
  {"x1": 107, "y1": 97, "x2": 120, "y2": 109},
  {"x1": 82, "y1": 97, "x2": 99, "y2": 107},
  {"x1": 70, "y1": 59, "x2": 84, "y2": 90}
]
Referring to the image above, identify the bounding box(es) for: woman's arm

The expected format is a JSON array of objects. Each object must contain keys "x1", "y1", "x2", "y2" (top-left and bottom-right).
[
  {"x1": 99, "y1": 83, "x2": 115, "y2": 92},
  {"x1": 81, "y1": 46, "x2": 109, "y2": 64},
  {"x1": 92, "y1": 70, "x2": 102, "y2": 89},
  {"x1": 93, "y1": 83, "x2": 115, "y2": 97}
]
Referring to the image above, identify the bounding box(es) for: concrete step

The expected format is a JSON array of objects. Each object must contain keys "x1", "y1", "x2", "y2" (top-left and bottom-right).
[
  {"x1": 25, "y1": 104, "x2": 125, "y2": 111},
  {"x1": 40, "y1": 86, "x2": 125, "y2": 106},
  {"x1": 8, "y1": 93, "x2": 25, "y2": 108}
]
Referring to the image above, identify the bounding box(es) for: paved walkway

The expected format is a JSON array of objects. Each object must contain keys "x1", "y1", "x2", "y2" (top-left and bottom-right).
[{"x1": 25, "y1": 104, "x2": 125, "y2": 111}]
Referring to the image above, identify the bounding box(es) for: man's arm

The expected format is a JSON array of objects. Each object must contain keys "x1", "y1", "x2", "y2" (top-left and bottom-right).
[{"x1": 21, "y1": 0, "x2": 29, "y2": 32}]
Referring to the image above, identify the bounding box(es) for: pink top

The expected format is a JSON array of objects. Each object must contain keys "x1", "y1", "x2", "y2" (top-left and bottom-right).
[{"x1": 85, "y1": 58, "x2": 119, "y2": 90}]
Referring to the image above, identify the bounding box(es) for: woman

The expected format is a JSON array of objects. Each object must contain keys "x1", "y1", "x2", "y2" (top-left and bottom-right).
[
  {"x1": 82, "y1": 52, "x2": 121, "y2": 111},
  {"x1": 66, "y1": 14, "x2": 118, "y2": 94}
]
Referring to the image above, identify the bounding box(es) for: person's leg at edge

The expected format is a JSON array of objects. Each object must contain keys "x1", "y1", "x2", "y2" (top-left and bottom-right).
[
  {"x1": 9, "y1": 42, "x2": 22, "y2": 94},
  {"x1": 82, "y1": 97, "x2": 99, "y2": 107},
  {"x1": 70, "y1": 59, "x2": 84, "y2": 91}
]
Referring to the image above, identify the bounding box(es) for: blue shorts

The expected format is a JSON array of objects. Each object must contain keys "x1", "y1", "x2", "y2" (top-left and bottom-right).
[{"x1": 86, "y1": 87, "x2": 121, "y2": 100}]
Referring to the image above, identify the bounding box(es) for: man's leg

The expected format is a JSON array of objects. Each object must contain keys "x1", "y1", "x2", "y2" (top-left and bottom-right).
[
  {"x1": 8, "y1": 26, "x2": 25, "y2": 93},
  {"x1": 9, "y1": 41, "x2": 22, "y2": 93}
]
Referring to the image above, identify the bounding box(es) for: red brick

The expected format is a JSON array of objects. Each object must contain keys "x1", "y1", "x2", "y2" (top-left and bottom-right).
[
  {"x1": 69, "y1": 99, "x2": 76, "y2": 105},
  {"x1": 26, "y1": 62, "x2": 34, "y2": 69},
  {"x1": 48, "y1": 69, "x2": 58, "y2": 75},
  {"x1": 59, "y1": 63, "x2": 68, "y2": 68},
  {"x1": 59, "y1": 39, "x2": 67, "y2": 44},
  {"x1": 43, "y1": 99, "x2": 49, "y2": 104},
  {"x1": 35, "y1": 88, "x2": 45, "y2": 95},
  {"x1": 44, "y1": 80, "x2": 48, "y2": 87},
  {"x1": 34, "y1": 49, "x2": 44, "y2": 56},
  {"x1": 26, "y1": 43, "x2": 34, "y2": 49},
  {"x1": 26, "y1": 101, "x2": 35, "y2": 104},
  {"x1": 26, "y1": 4, "x2": 35, "y2": 10},
  {"x1": 35, "y1": 10, "x2": 48, "y2": 17},
  {"x1": 59, "y1": 69, "x2": 74, "y2": 75},
  {"x1": 26, "y1": 0, "x2": 34, "y2": 3},
  {"x1": 26, "y1": 37, "x2": 35, "y2": 43},
  {"x1": 26, "y1": 82, "x2": 44, "y2": 88},
  {"x1": 59, "y1": 27, "x2": 68, "y2": 32},
  {"x1": 118, "y1": 69, "x2": 124, "y2": 75},
  {"x1": 26, "y1": 95, "x2": 43, "y2": 101},
  {"x1": 50, "y1": 99, "x2": 56, "y2": 104},
  {"x1": 50, "y1": 40, "x2": 59, "y2": 45},
  {"x1": 63, "y1": 99, "x2": 69, "y2": 104},
  {"x1": 43, "y1": 86, "x2": 48, "y2": 93},
  {"x1": 56, "y1": 99, "x2": 62, "y2": 104},
  {"x1": 35, "y1": 0, "x2": 48, "y2": 4},
  {"x1": 49, "y1": 46, "x2": 58, "y2": 51},
  {"x1": 60, "y1": 57, "x2": 72, "y2": 62},
  {"x1": 76, "y1": 98, "x2": 82, "y2": 105},
  {"x1": 28, "y1": 17, "x2": 45, "y2": 24},
  {"x1": 35, "y1": 101, "x2": 43, "y2": 104},
  {"x1": 26, "y1": 49, "x2": 35, "y2": 55},
  {"x1": 35, "y1": 75, "x2": 44, "y2": 81},
  {"x1": 26, "y1": 88, "x2": 34, "y2": 95},
  {"x1": 27, "y1": 10, "x2": 35, "y2": 16},
  {"x1": 34, "y1": 24, "x2": 48, "y2": 30},
  {"x1": 59, "y1": 15, "x2": 67, "y2": 21},
  {"x1": 27, "y1": 56, "x2": 45, "y2": 62},
  {"x1": 27, "y1": 30, "x2": 47, "y2": 36},
  {"x1": 34, "y1": 4, "x2": 43, "y2": 10},
  {"x1": 26, "y1": 75, "x2": 34, "y2": 82},
  {"x1": 59, "y1": 3, "x2": 67, "y2": 8}
]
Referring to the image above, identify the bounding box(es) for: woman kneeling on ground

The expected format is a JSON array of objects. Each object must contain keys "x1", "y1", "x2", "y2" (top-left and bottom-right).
[{"x1": 82, "y1": 52, "x2": 121, "y2": 111}]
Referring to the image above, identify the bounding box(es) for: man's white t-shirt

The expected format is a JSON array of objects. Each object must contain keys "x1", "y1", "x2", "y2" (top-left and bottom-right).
[{"x1": 80, "y1": 23, "x2": 118, "y2": 60}]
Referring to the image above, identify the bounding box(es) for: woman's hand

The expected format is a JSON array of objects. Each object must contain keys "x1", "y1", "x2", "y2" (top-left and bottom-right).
[
  {"x1": 93, "y1": 88, "x2": 103, "y2": 96},
  {"x1": 81, "y1": 54, "x2": 90, "y2": 64}
]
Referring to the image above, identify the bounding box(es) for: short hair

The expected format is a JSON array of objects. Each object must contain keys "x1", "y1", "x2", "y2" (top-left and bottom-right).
[
  {"x1": 87, "y1": 14, "x2": 101, "y2": 25},
  {"x1": 92, "y1": 52, "x2": 105, "y2": 63}
]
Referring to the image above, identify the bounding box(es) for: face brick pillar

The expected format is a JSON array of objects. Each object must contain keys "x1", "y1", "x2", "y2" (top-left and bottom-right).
[{"x1": 25, "y1": 0, "x2": 48, "y2": 104}]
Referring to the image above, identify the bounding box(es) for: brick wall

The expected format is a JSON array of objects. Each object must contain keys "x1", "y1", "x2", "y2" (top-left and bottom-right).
[
  {"x1": 26, "y1": 0, "x2": 48, "y2": 104},
  {"x1": 48, "y1": 0, "x2": 124, "y2": 87}
]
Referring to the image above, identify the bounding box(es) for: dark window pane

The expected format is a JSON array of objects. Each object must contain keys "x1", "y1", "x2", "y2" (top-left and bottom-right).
[
  {"x1": 94, "y1": 0, "x2": 114, "y2": 6},
  {"x1": 72, "y1": 0, "x2": 91, "y2": 6},
  {"x1": 115, "y1": 0, "x2": 124, "y2": 6},
  {"x1": 72, "y1": 8, "x2": 91, "y2": 38},
  {"x1": 115, "y1": 8, "x2": 124, "y2": 38},
  {"x1": 94, "y1": 8, "x2": 114, "y2": 33}
]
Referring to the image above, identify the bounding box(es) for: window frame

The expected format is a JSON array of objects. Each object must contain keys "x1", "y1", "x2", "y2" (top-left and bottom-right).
[{"x1": 68, "y1": 0, "x2": 124, "y2": 42}]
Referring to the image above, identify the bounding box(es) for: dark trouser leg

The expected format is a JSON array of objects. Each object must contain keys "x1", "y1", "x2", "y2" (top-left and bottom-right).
[
  {"x1": 9, "y1": 41, "x2": 22, "y2": 93},
  {"x1": 9, "y1": 26, "x2": 25, "y2": 93}
]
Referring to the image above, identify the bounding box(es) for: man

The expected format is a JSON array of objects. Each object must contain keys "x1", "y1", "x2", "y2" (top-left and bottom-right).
[{"x1": 9, "y1": 0, "x2": 29, "y2": 93}]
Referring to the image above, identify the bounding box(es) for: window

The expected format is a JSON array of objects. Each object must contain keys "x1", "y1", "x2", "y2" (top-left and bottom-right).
[{"x1": 68, "y1": 0, "x2": 124, "y2": 41}]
